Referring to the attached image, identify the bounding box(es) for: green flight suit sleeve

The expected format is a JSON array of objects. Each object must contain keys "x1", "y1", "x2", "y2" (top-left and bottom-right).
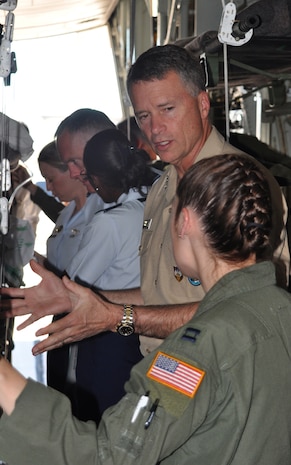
[{"x1": 0, "y1": 342, "x2": 214, "y2": 465}]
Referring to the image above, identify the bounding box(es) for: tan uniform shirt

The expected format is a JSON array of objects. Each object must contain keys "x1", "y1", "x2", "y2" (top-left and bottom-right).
[{"x1": 139, "y1": 127, "x2": 289, "y2": 354}]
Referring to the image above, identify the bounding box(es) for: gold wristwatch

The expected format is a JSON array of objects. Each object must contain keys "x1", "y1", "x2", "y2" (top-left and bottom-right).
[{"x1": 116, "y1": 304, "x2": 135, "y2": 336}]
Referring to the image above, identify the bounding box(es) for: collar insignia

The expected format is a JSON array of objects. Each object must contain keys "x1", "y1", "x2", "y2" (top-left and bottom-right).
[{"x1": 143, "y1": 219, "x2": 152, "y2": 230}]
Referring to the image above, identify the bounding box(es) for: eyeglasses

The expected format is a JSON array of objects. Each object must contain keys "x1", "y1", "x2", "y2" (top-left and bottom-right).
[
  {"x1": 79, "y1": 170, "x2": 96, "y2": 189},
  {"x1": 79, "y1": 170, "x2": 89, "y2": 181}
]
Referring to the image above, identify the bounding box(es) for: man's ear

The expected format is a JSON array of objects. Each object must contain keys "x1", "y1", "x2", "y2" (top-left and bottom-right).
[{"x1": 197, "y1": 91, "x2": 210, "y2": 119}]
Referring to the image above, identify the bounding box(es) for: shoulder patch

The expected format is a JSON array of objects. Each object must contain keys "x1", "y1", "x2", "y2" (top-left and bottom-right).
[{"x1": 147, "y1": 351, "x2": 205, "y2": 397}]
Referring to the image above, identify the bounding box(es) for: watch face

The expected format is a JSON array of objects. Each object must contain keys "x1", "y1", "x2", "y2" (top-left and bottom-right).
[{"x1": 117, "y1": 324, "x2": 134, "y2": 336}]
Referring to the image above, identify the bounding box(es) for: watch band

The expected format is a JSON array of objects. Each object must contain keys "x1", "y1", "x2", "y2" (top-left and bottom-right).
[{"x1": 116, "y1": 304, "x2": 135, "y2": 336}]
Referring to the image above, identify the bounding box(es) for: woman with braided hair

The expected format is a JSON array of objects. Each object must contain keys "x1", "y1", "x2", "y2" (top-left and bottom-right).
[
  {"x1": 1, "y1": 153, "x2": 291, "y2": 465},
  {"x1": 173, "y1": 153, "x2": 274, "y2": 269}
]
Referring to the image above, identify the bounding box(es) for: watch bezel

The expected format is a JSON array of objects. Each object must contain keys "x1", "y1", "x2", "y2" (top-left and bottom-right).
[
  {"x1": 116, "y1": 304, "x2": 135, "y2": 336},
  {"x1": 117, "y1": 323, "x2": 135, "y2": 336}
]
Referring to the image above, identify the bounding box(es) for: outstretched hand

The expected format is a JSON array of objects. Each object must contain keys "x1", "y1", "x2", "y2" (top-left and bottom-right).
[
  {"x1": 0, "y1": 259, "x2": 72, "y2": 329},
  {"x1": 1, "y1": 259, "x2": 123, "y2": 355},
  {"x1": 31, "y1": 276, "x2": 122, "y2": 355}
]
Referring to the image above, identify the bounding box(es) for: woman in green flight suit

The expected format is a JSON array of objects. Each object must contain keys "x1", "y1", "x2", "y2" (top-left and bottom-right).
[{"x1": 1, "y1": 152, "x2": 291, "y2": 465}]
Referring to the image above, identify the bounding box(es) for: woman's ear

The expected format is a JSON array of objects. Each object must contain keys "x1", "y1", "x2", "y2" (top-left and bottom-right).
[
  {"x1": 179, "y1": 207, "x2": 191, "y2": 239},
  {"x1": 180, "y1": 207, "x2": 201, "y2": 240},
  {"x1": 89, "y1": 174, "x2": 100, "y2": 189}
]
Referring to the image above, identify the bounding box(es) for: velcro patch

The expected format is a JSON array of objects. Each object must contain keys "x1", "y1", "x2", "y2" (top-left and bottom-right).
[{"x1": 147, "y1": 351, "x2": 205, "y2": 397}]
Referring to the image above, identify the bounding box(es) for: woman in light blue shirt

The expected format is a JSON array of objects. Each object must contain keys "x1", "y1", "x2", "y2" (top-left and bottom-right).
[
  {"x1": 39, "y1": 142, "x2": 104, "y2": 275},
  {"x1": 36, "y1": 141, "x2": 106, "y2": 415},
  {"x1": 52, "y1": 129, "x2": 156, "y2": 424}
]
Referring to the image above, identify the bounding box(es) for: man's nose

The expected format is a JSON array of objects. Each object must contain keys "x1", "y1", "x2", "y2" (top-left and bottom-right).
[{"x1": 151, "y1": 114, "x2": 165, "y2": 135}]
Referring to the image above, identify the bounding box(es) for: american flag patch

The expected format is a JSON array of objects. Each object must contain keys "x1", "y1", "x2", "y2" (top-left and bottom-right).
[{"x1": 147, "y1": 351, "x2": 205, "y2": 397}]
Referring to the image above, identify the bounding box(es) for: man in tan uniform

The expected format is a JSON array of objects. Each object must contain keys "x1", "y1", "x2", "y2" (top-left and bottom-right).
[{"x1": 1, "y1": 45, "x2": 289, "y2": 356}]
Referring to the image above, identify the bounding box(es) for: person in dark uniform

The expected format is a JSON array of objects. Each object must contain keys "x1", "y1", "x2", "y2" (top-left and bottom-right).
[{"x1": 1, "y1": 152, "x2": 291, "y2": 465}]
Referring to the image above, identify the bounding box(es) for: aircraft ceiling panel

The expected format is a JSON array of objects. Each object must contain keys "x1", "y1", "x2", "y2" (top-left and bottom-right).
[{"x1": 3, "y1": 0, "x2": 119, "y2": 40}]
